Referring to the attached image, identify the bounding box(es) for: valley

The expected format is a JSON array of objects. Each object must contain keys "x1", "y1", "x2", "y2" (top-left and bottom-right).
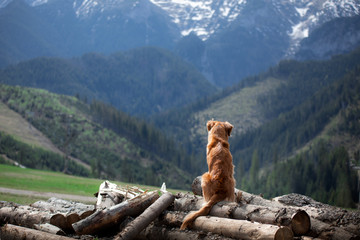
[{"x1": 0, "y1": 0, "x2": 359, "y2": 209}]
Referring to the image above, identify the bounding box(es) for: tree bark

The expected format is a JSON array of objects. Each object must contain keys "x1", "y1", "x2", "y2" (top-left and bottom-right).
[
  {"x1": 31, "y1": 197, "x2": 95, "y2": 233},
  {"x1": 33, "y1": 223, "x2": 66, "y2": 235},
  {"x1": 162, "y1": 211, "x2": 293, "y2": 240},
  {"x1": 31, "y1": 197, "x2": 95, "y2": 215},
  {"x1": 174, "y1": 192, "x2": 310, "y2": 235},
  {"x1": 72, "y1": 190, "x2": 159, "y2": 235},
  {"x1": 0, "y1": 205, "x2": 53, "y2": 228},
  {"x1": 0, "y1": 224, "x2": 75, "y2": 240},
  {"x1": 115, "y1": 192, "x2": 175, "y2": 240},
  {"x1": 49, "y1": 212, "x2": 83, "y2": 233},
  {"x1": 137, "y1": 223, "x2": 236, "y2": 240},
  {"x1": 273, "y1": 194, "x2": 360, "y2": 237},
  {"x1": 306, "y1": 218, "x2": 358, "y2": 240}
]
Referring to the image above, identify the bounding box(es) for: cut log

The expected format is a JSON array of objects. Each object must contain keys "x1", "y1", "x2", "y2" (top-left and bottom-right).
[
  {"x1": 273, "y1": 194, "x2": 360, "y2": 237},
  {"x1": 33, "y1": 223, "x2": 66, "y2": 235},
  {"x1": 72, "y1": 190, "x2": 159, "y2": 235},
  {"x1": 29, "y1": 198, "x2": 96, "y2": 233},
  {"x1": 31, "y1": 197, "x2": 95, "y2": 217},
  {"x1": 50, "y1": 213, "x2": 68, "y2": 232},
  {"x1": 137, "y1": 223, "x2": 236, "y2": 240},
  {"x1": 115, "y1": 192, "x2": 175, "y2": 240},
  {"x1": 49, "y1": 212, "x2": 81, "y2": 233},
  {"x1": 0, "y1": 203, "x2": 85, "y2": 234},
  {"x1": 0, "y1": 224, "x2": 75, "y2": 240},
  {"x1": 174, "y1": 193, "x2": 310, "y2": 235},
  {"x1": 0, "y1": 205, "x2": 53, "y2": 228},
  {"x1": 308, "y1": 218, "x2": 359, "y2": 240},
  {"x1": 31, "y1": 197, "x2": 95, "y2": 213},
  {"x1": 163, "y1": 211, "x2": 293, "y2": 240},
  {"x1": 192, "y1": 176, "x2": 359, "y2": 239}
]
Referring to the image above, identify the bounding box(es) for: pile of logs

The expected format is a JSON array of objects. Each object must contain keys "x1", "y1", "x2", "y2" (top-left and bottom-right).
[{"x1": 0, "y1": 177, "x2": 359, "y2": 240}]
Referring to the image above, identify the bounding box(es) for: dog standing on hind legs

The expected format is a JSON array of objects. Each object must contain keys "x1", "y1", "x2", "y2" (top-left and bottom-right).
[{"x1": 180, "y1": 120, "x2": 236, "y2": 230}]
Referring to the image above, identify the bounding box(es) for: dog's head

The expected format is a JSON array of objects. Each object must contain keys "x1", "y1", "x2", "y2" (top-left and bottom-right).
[{"x1": 207, "y1": 120, "x2": 233, "y2": 141}]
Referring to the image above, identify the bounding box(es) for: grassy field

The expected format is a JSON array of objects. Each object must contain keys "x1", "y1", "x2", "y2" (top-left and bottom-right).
[
  {"x1": 0, "y1": 192, "x2": 48, "y2": 205},
  {"x1": 0, "y1": 164, "x2": 179, "y2": 205}
]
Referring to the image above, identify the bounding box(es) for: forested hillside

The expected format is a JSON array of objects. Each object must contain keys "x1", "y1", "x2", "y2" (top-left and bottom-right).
[
  {"x1": 0, "y1": 47, "x2": 216, "y2": 116},
  {"x1": 155, "y1": 48, "x2": 360, "y2": 152},
  {"x1": 237, "y1": 65, "x2": 360, "y2": 208},
  {"x1": 0, "y1": 84, "x2": 194, "y2": 189},
  {"x1": 154, "y1": 48, "x2": 360, "y2": 207}
]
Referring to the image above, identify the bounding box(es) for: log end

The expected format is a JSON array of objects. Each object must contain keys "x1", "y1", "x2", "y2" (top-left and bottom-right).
[
  {"x1": 274, "y1": 226, "x2": 294, "y2": 240},
  {"x1": 191, "y1": 176, "x2": 202, "y2": 196},
  {"x1": 50, "y1": 213, "x2": 67, "y2": 231},
  {"x1": 291, "y1": 210, "x2": 311, "y2": 235}
]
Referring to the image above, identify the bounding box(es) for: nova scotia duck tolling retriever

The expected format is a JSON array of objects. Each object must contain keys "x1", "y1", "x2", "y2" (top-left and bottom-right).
[{"x1": 180, "y1": 120, "x2": 236, "y2": 230}]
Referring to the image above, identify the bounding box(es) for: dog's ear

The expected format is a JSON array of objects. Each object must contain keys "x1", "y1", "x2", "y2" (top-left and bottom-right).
[
  {"x1": 207, "y1": 120, "x2": 216, "y2": 131},
  {"x1": 224, "y1": 122, "x2": 233, "y2": 136}
]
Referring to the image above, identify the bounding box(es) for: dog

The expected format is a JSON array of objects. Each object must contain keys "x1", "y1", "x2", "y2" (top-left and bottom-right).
[{"x1": 180, "y1": 120, "x2": 235, "y2": 230}]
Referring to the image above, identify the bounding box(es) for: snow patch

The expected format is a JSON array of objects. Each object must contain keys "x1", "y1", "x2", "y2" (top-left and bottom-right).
[
  {"x1": 220, "y1": 6, "x2": 231, "y2": 17},
  {"x1": 150, "y1": 0, "x2": 247, "y2": 40},
  {"x1": 182, "y1": 27, "x2": 208, "y2": 37},
  {"x1": 30, "y1": 0, "x2": 47, "y2": 6},
  {"x1": 290, "y1": 21, "x2": 309, "y2": 41},
  {"x1": 295, "y1": 7, "x2": 308, "y2": 17}
]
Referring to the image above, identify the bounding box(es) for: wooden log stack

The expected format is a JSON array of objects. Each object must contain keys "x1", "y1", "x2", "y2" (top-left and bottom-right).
[{"x1": 0, "y1": 179, "x2": 359, "y2": 240}]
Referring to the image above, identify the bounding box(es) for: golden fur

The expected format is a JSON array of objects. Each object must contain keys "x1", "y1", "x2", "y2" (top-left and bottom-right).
[{"x1": 180, "y1": 120, "x2": 235, "y2": 230}]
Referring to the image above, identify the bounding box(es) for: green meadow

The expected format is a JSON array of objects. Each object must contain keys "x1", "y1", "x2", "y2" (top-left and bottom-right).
[{"x1": 0, "y1": 164, "x2": 178, "y2": 205}]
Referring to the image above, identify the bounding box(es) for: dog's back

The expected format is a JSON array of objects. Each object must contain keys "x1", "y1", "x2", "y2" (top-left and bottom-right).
[{"x1": 180, "y1": 120, "x2": 235, "y2": 230}]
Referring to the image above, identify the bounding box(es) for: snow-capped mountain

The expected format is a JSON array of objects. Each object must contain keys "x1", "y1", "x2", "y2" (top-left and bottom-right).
[
  {"x1": 150, "y1": 0, "x2": 360, "y2": 54},
  {"x1": 284, "y1": 0, "x2": 360, "y2": 55},
  {"x1": 1, "y1": 0, "x2": 359, "y2": 87},
  {"x1": 1, "y1": 0, "x2": 359, "y2": 51},
  {"x1": 0, "y1": 0, "x2": 179, "y2": 66},
  {"x1": 149, "y1": 0, "x2": 247, "y2": 40}
]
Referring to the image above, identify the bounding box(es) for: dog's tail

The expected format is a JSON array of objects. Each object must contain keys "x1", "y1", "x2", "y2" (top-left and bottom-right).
[{"x1": 180, "y1": 194, "x2": 223, "y2": 230}]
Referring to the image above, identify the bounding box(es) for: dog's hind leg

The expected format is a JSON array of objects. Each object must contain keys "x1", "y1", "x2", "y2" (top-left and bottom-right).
[
  {"x1": 201, "y1": 172, "x2": 213, "y2": 201},
  {"x1": 180, "y1": 193, "x2": 224, "y2": 230}
]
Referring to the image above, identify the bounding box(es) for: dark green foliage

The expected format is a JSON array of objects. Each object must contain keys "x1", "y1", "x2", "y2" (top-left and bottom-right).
[
  {"x1": 258, "y1": 47, "x2": 360, "y2": 119},
  {"x1": 243, "y1": 143, "x2": 358, "y2": 208},
  {"x1": 0, "y1": 47, "x2": 216, "y2": 117},
  {"x1": 232, "y1": 64, "x2": 360, "y2": 208},
  {"x1": 0, "y1": 131, "x2": 89, "y2": 176},
  {"x1": 89, "y1": 99, "x2": 199, "y2": 177},
  {"x1": 231, "y1": 62, "x2": 360, "y2": 171}
]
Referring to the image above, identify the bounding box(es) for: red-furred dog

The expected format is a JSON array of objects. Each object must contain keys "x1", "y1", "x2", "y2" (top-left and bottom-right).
[{"x1": 180, "y1": 120, "x2": 235, "y2": 230}]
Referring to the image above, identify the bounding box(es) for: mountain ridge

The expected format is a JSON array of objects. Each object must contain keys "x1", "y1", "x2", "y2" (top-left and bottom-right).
[
  {"x1": 0, "y1": 47, "x2": 216, "y2": 116},
  {"x1": 1, "y1": 0, "x2": 359, "y2": 87}
]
